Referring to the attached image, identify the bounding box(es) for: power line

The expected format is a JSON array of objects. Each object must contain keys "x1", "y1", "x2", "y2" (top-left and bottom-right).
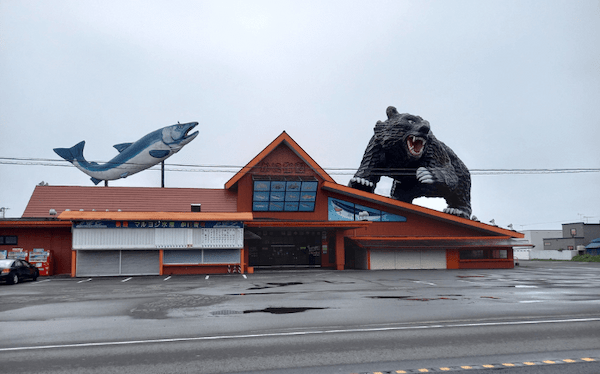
[{"x1": 0, "y1": 157, "x2": 599, "y2": 176}]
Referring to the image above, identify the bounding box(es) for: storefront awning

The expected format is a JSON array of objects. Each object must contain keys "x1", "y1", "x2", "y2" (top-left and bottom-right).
[{"x1": 350, "y1": 236, "x2": 532, "y2": 249}]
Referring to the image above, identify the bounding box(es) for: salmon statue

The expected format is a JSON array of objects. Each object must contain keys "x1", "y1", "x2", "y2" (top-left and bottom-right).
[{"x1": 53, "y1": 122, "x2": 198, "y2": 185}]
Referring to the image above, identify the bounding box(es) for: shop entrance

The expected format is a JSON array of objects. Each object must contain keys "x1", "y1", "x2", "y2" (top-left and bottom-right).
[{"x1": 247, "y1": 229, "x2": 322, "y2": 268}]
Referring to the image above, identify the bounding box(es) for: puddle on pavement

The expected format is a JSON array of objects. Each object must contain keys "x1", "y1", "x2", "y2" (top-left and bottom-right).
[
  {"x1": 211, "y1": 307, "x2": 327, "y2": 316},
  {"x1": 244, "y1": 307, "x2": 327, "y2": 314},
  {"x1": 247, "y1": 282, "x2": 303, "y2": 290},
  {"x1": 368, "y1": 296, "x2": 458, "y2": 301}
]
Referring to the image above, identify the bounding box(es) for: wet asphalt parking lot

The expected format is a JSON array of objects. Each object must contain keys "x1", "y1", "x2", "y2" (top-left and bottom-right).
[{"x1": 1, "y1": 261, "x2": 599, "y2": 373}]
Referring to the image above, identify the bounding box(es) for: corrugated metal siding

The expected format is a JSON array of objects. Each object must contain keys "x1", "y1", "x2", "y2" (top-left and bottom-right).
[
  {"x1": 73, "y1": 229, "x2": 155, "y2": 249},
  {"x1": 73, "y1": 227, "x2": 243, "y2": 249},
  {"x1": 23, "y1": 186, "x2": 238, "y2": 218},
  {"x1": 370, "y1": 249, "x2": 447, "y2": 270}
]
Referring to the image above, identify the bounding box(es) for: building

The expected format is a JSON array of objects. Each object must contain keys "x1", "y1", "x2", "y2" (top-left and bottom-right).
[
  {"x1": 513, "y1": 229, "x2": 562, "y2": 261},
  {"x1": 542, "y1": 222, "x2": 600, "y2": 251},
  {"x1": 9, "y1": 132, "x2": 525, "y2": 276}
]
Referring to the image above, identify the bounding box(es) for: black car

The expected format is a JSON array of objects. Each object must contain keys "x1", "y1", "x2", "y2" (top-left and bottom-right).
[{"x1": 0, "y1": 259, "x2": 39, "y2": 285}]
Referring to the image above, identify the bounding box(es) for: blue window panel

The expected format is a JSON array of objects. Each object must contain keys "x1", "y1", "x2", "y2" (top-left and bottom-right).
[
  {"x1": 301, "y1": 181, "x2": 318, "y2": 191},
  {"x1": 284, "y1": 202, "x2": 299, "y2": 211},
  {"x1": 270, "y1": 191, "x2": 285, "y2": 201},
  {"x1": 300, "y1": 192, "x2": 316, "y2": 202},
  {"x1": 254, "y1": 180, "x2": 270, "y2": 191},
  {"x1": 253, "y1": 202, "x2": 269, "y2": 211},
  {"x1": 163, "y1": 250, "x2": 203, "y2": 264},
  {"x1": 285, "y1": 191, "x2": 300, "y2": 201},
  {"x1": 299, "y1": 202, "x2": 315, "y2": 211},
  {"x1": 253, "y1": 191, "x2": 269, "y2": 201},
  {"x1": 286, "y1": 181, "x2": 301, "y2": 191},
  {"x1": 381, "y1": 212, "x2": 407, "y2": 222},
  {"x1": 269, "y1": 202, "x2": 284, "y2": 211},
  {"x1": 203, "y1": 249, "x2": 240, "y2": 264},
  {"x1": 271, "y1": 181, "x2": 286, "y2": 191},
  {"x1": 355, "y1": 204, "x2": 382, "y2": 221}
]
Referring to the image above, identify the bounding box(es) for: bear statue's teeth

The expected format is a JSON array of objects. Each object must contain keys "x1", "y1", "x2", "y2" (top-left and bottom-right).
[{"x1": 407, "y1": 135, "x2": 425, "y2": 156}]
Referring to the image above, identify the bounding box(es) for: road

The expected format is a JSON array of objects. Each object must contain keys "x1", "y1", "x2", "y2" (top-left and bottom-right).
[{"x1": 1, "y1": 261, "x2": 599, "y2": 373}]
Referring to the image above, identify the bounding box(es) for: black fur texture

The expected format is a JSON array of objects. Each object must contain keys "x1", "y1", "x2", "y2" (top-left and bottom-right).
[{"x1": 349, "y1": 106, "x2": 472, "y2": 219}]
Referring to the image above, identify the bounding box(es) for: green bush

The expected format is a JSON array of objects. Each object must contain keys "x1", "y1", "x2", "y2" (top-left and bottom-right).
[{"x1": 571, "y1": 254, "x2": 600, "y2": 262}]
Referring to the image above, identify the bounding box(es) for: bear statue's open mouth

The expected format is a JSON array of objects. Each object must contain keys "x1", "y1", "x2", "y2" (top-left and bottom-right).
[{"x1": 407, "y1": 135, "x2": 426, "y2": 156}]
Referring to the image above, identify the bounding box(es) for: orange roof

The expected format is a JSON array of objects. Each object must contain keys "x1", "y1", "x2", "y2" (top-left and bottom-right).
[
  {"x1": 58, "y1": 211, "x2": 252, "y2": 222},
  {"x1": 225, "y1": 131, "x2": 335, "y2": 189},
  {"x1": 22, "y1": 185, "x2": 238, "y2": 218},
  {"x1": 321, "y1": 181, "x2": 524, "y2": 238}
]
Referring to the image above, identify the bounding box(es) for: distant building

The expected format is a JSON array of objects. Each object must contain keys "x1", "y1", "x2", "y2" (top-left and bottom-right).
[
  {"x1": 514, "y1": 229, "x2": 562, "y2": 261},
  {"x1": 542, "y1": 223, "x2": 600, "y2": 252}
]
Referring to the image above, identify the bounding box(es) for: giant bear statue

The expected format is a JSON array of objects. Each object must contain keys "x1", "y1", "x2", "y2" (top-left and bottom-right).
[{"x1": 349, "y1": 106, "x2": 472, "y2": 219}]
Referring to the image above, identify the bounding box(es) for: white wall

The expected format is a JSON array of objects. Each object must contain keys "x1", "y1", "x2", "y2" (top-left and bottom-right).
[{"x1": 529, "y1": 249, "x2": 578, "y2": 260}]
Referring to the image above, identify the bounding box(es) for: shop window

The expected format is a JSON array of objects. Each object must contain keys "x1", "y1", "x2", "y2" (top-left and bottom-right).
[
  {"x1": 0, "y1": 236, "x2": 18, "y2": 245},
  {"x1": 253, "y1": 177, "x2": 317, "y2": 212},
  {"x1": 460, "y1": 249, "x2": 508, "y2": 260},
  {"x1": 460, "y1": 250, "x2": 484, "y2": 259}
]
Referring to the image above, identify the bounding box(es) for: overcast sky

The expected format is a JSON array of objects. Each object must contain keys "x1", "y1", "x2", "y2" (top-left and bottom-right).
[{"x1": 1, "y1": 0, "x2": 599, "y2": 230}]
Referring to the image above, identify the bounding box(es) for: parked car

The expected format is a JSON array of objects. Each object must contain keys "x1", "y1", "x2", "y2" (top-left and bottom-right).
[{"x1": 0, "y1": 259, "x2": 39, "y2": 285}]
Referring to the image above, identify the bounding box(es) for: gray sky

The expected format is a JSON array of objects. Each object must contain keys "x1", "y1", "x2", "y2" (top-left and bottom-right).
[{"x1": 1, "y1": 0, "x2": 599, "y2": 230}]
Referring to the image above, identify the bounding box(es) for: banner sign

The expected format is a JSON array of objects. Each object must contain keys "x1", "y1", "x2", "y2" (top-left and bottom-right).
[{"x1": 73, "y1": 221, "x2": 244, "y2": 229}]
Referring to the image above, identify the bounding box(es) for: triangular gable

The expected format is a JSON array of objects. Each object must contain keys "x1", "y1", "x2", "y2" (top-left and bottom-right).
[
  {"x1": 321, "y1": 181, "x2": 523, "y2": 238},
  {"x1": 225, "y1": 131, "x2": 335, "y2": 190}
]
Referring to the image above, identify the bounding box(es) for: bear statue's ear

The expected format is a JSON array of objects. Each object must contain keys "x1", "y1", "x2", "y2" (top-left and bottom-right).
[{"x1": 386, "y1": 106, "x2": 399, "y2": 119}]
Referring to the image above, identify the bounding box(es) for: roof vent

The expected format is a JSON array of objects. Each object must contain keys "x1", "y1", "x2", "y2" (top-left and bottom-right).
[
  {"x1": 49, "y1": 209, "x2": 57, "y2": 216},
  {"x1": 191, "y1": 204, "x2": 201, "y2": 212}
]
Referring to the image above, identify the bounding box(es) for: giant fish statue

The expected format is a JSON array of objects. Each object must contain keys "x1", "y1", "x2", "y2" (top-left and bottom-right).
[{"x1": 54, "y1": 122, "x2": 199, "y2": 185}]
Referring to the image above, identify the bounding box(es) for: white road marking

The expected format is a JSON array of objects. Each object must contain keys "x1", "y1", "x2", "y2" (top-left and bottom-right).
[
  {"x1": 205, "y1": 275, "x2": 209, "y2": 279},
  {"x1": 2, "y1": 317, "x2": 598, "y2": 352},
  {"x1": 413, "y1": 281, "x2": 436, "y2": 286},
  {"x1": 121, "y1": 277, "x2": 132, "y2": 283},
  {"x1": 29, "y1": 279, "x2": 51, "y2": 284},
  {"x1": 515, "y1": 285, "x2": 538, "y2": 288},
  {"x1": 77, "y1": 278, "x2": 92, "y2": 283},
  {"x1": 242, "y1": 274, "x2": 247, "y2": 279},
  {"x1": 163, "y1": 276, "x2": 171, "y2": 281}
]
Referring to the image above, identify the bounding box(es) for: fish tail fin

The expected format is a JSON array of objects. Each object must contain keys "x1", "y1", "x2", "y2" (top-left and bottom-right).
[
  {"x1": 90, "y1": 177, "x2": 103, "y2": 185},
  {"x1": 53, "y1": 141, "x2": 86, "y2": 162}
]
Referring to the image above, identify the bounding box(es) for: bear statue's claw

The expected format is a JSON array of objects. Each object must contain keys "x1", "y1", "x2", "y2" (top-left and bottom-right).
[
  {"x1": 443, "y1": 207, "x2": 470, "y2": 219},
  {"x1": 416, "y1": 167, "x2": 435, "y2": 184},
  {"x1": 349, "y1": 177, "x2": 374, "y2": 188}
]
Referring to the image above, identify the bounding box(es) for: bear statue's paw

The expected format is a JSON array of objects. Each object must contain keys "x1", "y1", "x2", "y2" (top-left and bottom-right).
[
  {"x1": 444, "y1": 207, "x2": 470, "y2": 219},
  {"x1": 416, "y1": 167, "x2": 435, "y2": 184},
  {"x1": 350, "y1": 177, "x2": 374, "y2": 188}
]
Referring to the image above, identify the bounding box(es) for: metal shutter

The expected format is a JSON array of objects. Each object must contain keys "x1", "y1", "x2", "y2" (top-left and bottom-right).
[
  {"x1": 121, "y1": 251, "x2": 160, "y2": 275},
  {"x1": 369, "y1": 250, "x2": 396, "y2": 270},
  {"x1": 395, "y1": 249, "x2": 422, "y2": 269},
  {"x1": 420, "y1": 250, "x2": 446, "y2": 269},
  {"x1": 76, "y1": 251, "x2": 120, "y2": 277}
]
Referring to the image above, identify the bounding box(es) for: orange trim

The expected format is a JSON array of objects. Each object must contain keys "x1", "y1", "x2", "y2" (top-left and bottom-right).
[
  {"x1": 245, "y1": 221, "x2": 371, "y2": 229},
  {"x1": 322, "y1": 181, "x2": 523, "y2": 238},
  {"x1": 367, "y1": 249, "x2": 371, "y2": 270},
  {"x1": 225, "y1": 131, "x2": 335, "y2": 190},
  {"x1": 71, "y1": 251, "x2": 76, "y2": 278},
  {"x1": 159, "y1": 250, "x2": 164, "y2": 276},
  {"x1": 58, "y1": 211, "x2": 253, "y2": 222},
  {"x1": 352, "y1": 236, "x2": 512, "y2": 241},
  {"x1": 0, "y1": 220, "x2": 72, "y2": 227}
]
